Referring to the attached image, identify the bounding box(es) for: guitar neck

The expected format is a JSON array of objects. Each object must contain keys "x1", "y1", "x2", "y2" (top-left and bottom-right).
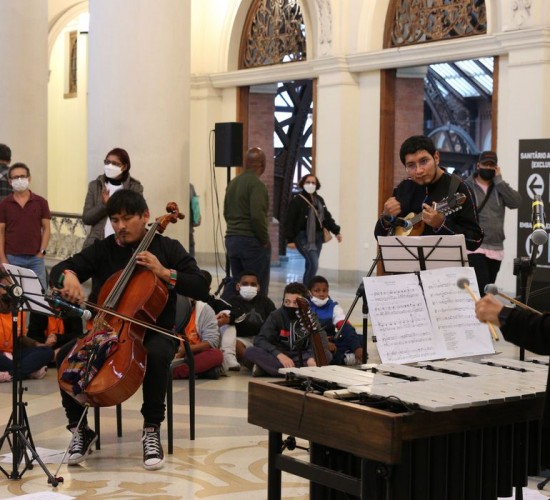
[
  {"x1": 310, "y1": 330, "x2": 328, "y2": 367},
  {"x1": 408, "y1": 213, "x2": 423, "y2": 226},
  {"x1": 295, "y1": 297, "x2": 329, "y2": 367}
]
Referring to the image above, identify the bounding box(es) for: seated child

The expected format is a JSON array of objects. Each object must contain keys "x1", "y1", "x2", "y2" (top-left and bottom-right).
[
  {"x1": 172, "y1": 298, "x2": 224, "y2": 380},
  {"x1": 0, "y1": 310, "x2": 54, "y2": 381},
  {"x1": 243, "y1": 282, "x2": 332, "y2": 376},
  {"x1": 217, "y1": 270, "x2": 275, "y2": 371},
  {"x1": 307, "y1": 275, "x2": 364, "y2": 365}
]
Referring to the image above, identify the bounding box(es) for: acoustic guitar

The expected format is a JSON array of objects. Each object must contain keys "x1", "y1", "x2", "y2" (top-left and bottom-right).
[
  {"x1": 295, "y1": 296, "x2": 329, "y2": 367},
  {"x1": 394, "y1": 192, "x2": 467, "y2": 236}
]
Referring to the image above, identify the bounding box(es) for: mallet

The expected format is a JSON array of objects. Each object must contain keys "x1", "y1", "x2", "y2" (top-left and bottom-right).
[{"x1": 457, "y1": 277, "x2": 499, "y2": 341}]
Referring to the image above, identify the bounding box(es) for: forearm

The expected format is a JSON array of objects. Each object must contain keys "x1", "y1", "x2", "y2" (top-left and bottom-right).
[
  {"x1": 0, "y1": 226, "x2": 6, "y2": 262},
  {"x1": 501, "y1": 309, "x2": 550, "y2": 355},
  {"x1": 40, "y1": 222, "x2": 50, "y2": 253}
]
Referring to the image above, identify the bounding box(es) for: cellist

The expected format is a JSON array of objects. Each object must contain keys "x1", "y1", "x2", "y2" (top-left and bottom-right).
[{"x1": 50, "y1": 190, "x2": 209, "y2": 471}]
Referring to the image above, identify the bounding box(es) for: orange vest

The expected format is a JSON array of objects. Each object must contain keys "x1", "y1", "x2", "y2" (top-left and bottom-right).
[{"x1": 0, "y1": 312, "x2": 26, "y2": 353}]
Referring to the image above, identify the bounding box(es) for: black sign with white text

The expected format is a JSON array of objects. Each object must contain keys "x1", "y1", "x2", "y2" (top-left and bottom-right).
[{"x1": 517, "y1": 139, "x2": 550, "y2": 282}]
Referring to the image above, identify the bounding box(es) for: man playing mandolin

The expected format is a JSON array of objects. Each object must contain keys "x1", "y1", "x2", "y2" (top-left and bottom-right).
[
  {"x1": 375, "y1": 135, "x2": 483, "y2": 252},
  {"x1": 50, "y1": 190, "x2": 209, "y2": 471}
]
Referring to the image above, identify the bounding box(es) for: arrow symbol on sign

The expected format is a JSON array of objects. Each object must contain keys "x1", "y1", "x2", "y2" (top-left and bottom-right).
[{"x1": 527, "y1": 174, "x2": 544, "y2": 199}]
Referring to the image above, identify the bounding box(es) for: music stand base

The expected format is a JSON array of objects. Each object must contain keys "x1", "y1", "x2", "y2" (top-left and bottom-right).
[{"x1": 0, "y1": 405, "x2": 62, "y2": 486}]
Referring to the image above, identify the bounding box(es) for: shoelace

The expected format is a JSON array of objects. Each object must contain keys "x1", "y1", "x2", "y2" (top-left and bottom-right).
[
  {"x1": 69, "y1": 429, "x2": 85, "y2": 452},
  {"x1": 142, "y1": 430, "x2": 161, "y2": 456}
]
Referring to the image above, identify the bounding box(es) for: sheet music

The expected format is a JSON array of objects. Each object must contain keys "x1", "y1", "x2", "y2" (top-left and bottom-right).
[
  {"x1": 421, "y1": 267, "x2": 495, "y2": 358},
  {"x1": 364, "y1": 267, "x2": 495, "y2": 364},
  {"x1": 363, "y1": 273, "x2": 444, "y2": 364}
]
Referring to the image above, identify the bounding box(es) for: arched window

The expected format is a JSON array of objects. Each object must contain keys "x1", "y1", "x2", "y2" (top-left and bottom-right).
[
  {"x1": 385, "y1": 0, "x2": 487, "y2": 48},
  {"x1": 239, "y1": 0, "x2": 306, "y2": 69}
]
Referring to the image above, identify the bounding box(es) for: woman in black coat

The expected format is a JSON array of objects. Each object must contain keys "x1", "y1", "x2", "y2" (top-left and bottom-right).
[{"x1": 285, "y1": 174, "x2": 342, "y2": 284}]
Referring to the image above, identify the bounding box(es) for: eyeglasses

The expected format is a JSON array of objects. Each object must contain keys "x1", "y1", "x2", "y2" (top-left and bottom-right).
[
  {"x1": 104, "y1": 159, "x2": 123, "y2": 167},
  {"x1": 404, "y1": 156, "x2": 432, "y2": 173},
  {"x1": 10, "y1": 175, "x2": 28, "y2": 180}
]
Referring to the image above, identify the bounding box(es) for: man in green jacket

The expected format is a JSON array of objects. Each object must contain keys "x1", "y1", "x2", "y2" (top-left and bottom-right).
[{"x1": 223, "y1": 147, "x2": 270, "y2": 299}]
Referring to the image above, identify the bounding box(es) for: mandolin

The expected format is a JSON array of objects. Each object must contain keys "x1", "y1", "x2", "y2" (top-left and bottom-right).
[
  {"x1": 295, "y1": 296, "x2": 328, "y2": 367},
  {"x1": 395, "y1": 192, "x2": 466, "y2": 236}
]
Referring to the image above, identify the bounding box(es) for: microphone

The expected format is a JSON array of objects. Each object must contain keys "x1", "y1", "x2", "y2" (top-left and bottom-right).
[
  {"x1": 44, "y1": 293, "x2": 92, "y2": 321},
  {"x1": 531, "y1": 195, "x2": 548, "y2": 245},
  {"x1": 381, "y1": 215, "x2": 413, "y2": 230},
  {"x1": 484, "y1": 284, "x2": 542, "y2": 315}
]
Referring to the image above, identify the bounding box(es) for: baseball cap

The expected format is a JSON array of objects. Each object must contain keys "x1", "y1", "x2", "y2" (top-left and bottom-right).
[{"x1": 479, "y1": 150, "x2": 498, "y2": 165}]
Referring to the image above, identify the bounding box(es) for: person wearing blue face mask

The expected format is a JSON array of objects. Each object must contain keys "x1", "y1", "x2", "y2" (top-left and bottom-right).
[
  {"x1": 465, "y1": 150, "x2": 521, "y2": 295},
  {"x1": 82, "y1": 147, "x2": 143, "y2": 249},
  {"x1": 285, "y1": 174, "x2": 342, "y2": 285},
  {"x1": 217, "y1": 270, "x2": 276, "y2": 371}
]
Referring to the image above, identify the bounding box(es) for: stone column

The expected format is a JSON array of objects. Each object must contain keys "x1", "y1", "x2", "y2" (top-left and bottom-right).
[
  {"x1": 314, "y1": 62, "x2": 362, "y2": 282},
  {"x1": 0, "y1": 1, "x2": 48, "y2": 194},
  {"x1": 88, "y1": 0, "x2": 191, "y2": 241},
  {"x1": 496, "y1": 28, "x2": 550, "y2": 292}
]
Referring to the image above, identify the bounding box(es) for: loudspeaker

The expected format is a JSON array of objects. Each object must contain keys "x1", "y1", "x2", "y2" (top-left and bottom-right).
[{"x1": 214, "y1": 122, "x2": 243, "y2": 167}]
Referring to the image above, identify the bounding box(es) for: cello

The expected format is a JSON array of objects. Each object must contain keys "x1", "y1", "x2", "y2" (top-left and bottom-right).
[{"x1": 57, "y1": 202, "x2": 184, "y2": 407}]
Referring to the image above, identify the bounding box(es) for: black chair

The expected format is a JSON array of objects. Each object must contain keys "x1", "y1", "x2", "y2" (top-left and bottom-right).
[{"x1": 93, "y1": 295, "x2": 195, "y2": 454}]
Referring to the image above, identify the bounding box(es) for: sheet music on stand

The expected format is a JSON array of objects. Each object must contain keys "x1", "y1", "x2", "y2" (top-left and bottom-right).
[
  {"x1": 2, "y1": 264, "x2": 52, "y2": 315},
  {"x1": 365, "y1": 234, "x2": 495, "y2": 364},
  {"x1": 377, "y1": 234, "x2": 468, "y2": 273}
]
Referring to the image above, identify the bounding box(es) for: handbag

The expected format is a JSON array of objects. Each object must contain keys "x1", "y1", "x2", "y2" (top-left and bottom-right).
[{"x1": 299, "y1": 194, "x2": 333, "y2": 243}]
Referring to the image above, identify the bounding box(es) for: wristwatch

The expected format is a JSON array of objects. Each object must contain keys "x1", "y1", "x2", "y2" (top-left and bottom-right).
[
  {"x1": 497, "y1": 305, "x2": 514, "y2": 328},
  {"x1": 40, "y1": 249, "x2": 47, "y2": 256}
]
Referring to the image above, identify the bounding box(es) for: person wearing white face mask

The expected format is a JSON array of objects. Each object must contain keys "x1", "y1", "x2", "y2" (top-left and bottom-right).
[
  {"x1": 0, "y1": 163, "x2": 51, "y2": 291},
  {"x1": 307, "y1": 275, "x2": 363, "y2": 365},
  {"x1": 82, "y1": 147, "x2": 143, "y2": 249},
  {"x1": 285, "y1": 174, "x2": 342, "y2": 285},
  {"x1": 217, "y1": 270, "x2": 276, "y2": 371}
]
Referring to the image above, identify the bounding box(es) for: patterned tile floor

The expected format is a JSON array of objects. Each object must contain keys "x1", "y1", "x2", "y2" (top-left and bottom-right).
[{"x1": 0, "y1": 251, "x2": 548, "y2": 498}]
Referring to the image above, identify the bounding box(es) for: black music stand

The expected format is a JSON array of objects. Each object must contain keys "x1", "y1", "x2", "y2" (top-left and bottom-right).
[
  {"x1": 376, "y1": 234, "x2": 468, "y2": 273},
  {"x1": 0, "y1": 265, "x2": 61, "y2": 486},
  {"x1": 334, "y1": 245, "x2": 383, "y2": 364}
]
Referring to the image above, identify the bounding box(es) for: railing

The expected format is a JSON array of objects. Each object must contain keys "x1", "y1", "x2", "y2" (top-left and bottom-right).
[{"x1": 48, "y1": 211, "x2": 87, "y2": 261}]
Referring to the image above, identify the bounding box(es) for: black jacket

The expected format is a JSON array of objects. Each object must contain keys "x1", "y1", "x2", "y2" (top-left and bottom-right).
[
  {"x1": 50, "y1": 233, "x2": 209, "y2": 332},
  {"x1": 374, "y1": 172, "x2": 483, "y2": 251},
  {"x1": 501, "y1": 308, "x2": 550, "y2": 429},
  {"x1": 285, "y1": 191, "x2": 340, "y2": 242}
]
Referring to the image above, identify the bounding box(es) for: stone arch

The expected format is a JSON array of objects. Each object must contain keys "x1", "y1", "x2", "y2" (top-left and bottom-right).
[
  {"x1": 384, "y1": 0, "x2": 487, "y2": 48},
  {"x1": 224, "y1": 0, "x2": 323, "y2": 72},
  {"x1": 47, "y1": 1, "x2": 88, "y2": 61}
]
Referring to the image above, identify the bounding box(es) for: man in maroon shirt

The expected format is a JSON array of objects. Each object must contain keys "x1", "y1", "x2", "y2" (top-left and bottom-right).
[{"x1": 0, "y1": 163, "x2": 51, "y2": 290}]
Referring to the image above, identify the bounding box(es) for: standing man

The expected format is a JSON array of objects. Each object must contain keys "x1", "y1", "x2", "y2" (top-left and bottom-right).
[
  {"x1": 223, "y1": 146, "x2": 270, "y2": 299},
  {"x1": 375, "y1": 135, "x2": 483, "y2": 252},
  {"x1": 0, "y1": 163, "x2": 51, "y2": 290},
  {"x1": 465, "y1": 151, "x2": 521, "y2": 295},
  {"x1": 0, "y1": 144, "x2": 13, "y2": 201},
  {"x1": 51, "y1": 189, "x2": 209, "y2": 470}
]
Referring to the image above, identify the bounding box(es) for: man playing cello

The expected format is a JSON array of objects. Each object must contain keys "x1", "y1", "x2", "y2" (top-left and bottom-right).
[{"x1": 51, "y1": 189, "x2": 209, "y2": 471}]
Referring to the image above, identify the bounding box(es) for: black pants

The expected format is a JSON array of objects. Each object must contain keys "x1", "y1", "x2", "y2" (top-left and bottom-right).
[
  {"x1": 468, "y1": 253, "x2": 502, "y2": 297},
  {"x1": 57, "y1": 330, "x2": 178, "y2": 427}
]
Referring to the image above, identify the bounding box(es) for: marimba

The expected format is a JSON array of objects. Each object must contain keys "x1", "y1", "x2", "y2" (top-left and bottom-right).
[{"x1": 248, "y1": 357, "x2": 550, "y2": 499}]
